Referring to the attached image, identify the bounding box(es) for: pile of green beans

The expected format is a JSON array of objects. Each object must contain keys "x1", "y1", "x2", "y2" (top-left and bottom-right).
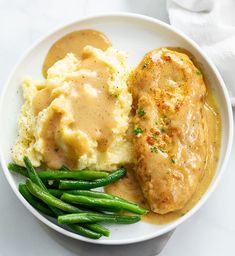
[{"x1": 8, "y1": 157, "x2": 148, "y2": 240}]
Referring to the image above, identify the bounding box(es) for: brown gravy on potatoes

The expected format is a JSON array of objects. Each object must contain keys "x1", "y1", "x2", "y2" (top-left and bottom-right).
[
  {"x1": 42, "y1": 29, "x2": 111, "y2": 77},
  {"x1": 105, "y1": 86, "x2": 221, "y2": 224},
  {"x1": 35, "y1": 30, "x2": 117, "y2": 168}
]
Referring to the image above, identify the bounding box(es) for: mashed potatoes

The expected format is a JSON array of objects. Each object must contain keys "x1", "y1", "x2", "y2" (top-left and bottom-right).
[{"x1": 12, "y1": 46, "x2": 134, "y2": 170}]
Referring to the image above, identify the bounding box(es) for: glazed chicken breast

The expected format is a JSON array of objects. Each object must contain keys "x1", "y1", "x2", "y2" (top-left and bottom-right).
[{"x1": 129, "y1": 48, "x2": 207, "y2": 214}]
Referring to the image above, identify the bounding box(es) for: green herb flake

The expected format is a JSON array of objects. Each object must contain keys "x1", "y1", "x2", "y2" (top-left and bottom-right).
[
  {"x1": 134, "y1": 127, "x2": 143, "y2": 135},
  {"x1": 171, "y1": 159, "x2": 175, "y2": 164},
  {"x1": 155, "y1": 121, "x2": 158, "y2": 125},
  {"x1": 152, "y1": 134, "x2": 157, "y2": 140},
  {"x1": 180, "y1": 58, "x2": 184, "y2": 61},
  {"x1": 137, "y1": 108, "x2": 145, "y2": 117},
  {"x1": 166, "y1": 170, "x2": 171, "y2": 175},
  {"x1": 142, "y1": 60, "x2": 152, "y2": 69},
  {"x1": 161, "y1": 128, "x2": 166, "y2": 133},
  {"x1": 196, "y1": 70, "x2": 202, "y2": 76},
  {"x1": 150, "y1": 146, "x2": 158, "y2": 154}
]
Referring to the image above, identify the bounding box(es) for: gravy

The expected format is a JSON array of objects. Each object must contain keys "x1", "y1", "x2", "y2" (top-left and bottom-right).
[
  {"x1": 38, "y1": 52, "x2": 117, "y2": 168},
  {"x1": 34, "y1": 35, "x2": 116, "y2": 168},
  {"x1": 42, "y1": 29, "x2": 111, "y2": 77}
]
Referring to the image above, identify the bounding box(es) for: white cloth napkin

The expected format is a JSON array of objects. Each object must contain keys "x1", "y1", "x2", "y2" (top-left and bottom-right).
[{"x1": 167, "y1": 0, "x2": 235, "y2": 105}]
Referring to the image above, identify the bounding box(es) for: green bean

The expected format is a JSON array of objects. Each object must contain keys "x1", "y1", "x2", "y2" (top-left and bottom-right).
[
  {"x1": 9, "y1": 162, "x2": 108, "y2": 180},
  {"x1": 48, "y1": 189, "x2": 119, "y2": 213},
  {"x1": 50, "y1": 189, "x2": 129, "y2": 212},
  {"x1": 64, "y1": 190, "x2": 131, "y2": 212},
  {"x1": 8, "y1": 163, "x2": 29, "y2": 177},
  {"x1": 48, "y1": 190, "x2": 106, "y2": 211},
  {"x1": 58, "y1": 212, "x2": 141, "y2": 225},
  {"x1": 19, "y1": 183, "x2": 55, "y2": 217},
  {"x1": 23, "y1": 157, "x2": 108, "y2": 238},
  {"x1": 67, "y1": 224, "x2": 102, "y2": 239},
  {"x1": 59, "y1": 167, "x2": 127, "y2": 190},
  {"x1": 61, "y1": 194, "x2": 148, "y2": 215},
  {"x1": 64, "y1": 190, "x2": 128, "y2": 202},
  {"x1": 26, "y1": 179, "x2": 88, "y2": 213},
  {"x1": 48, "y1": 189, "x2": 119, "y2": 212},
  {"x1": 38, "y1": 170, "x2": 108, "y2": 180},
  {"x1": 48, "y1": 189, "x2": 119, "y2": 211},
  {"x1": 81, "y1": 223, "x2": 109, "y2": 237},
  {"x1": 9, "y1": 161, "x2": 51, "y2": 188},
  {"x1": 40, "y1": 189, "x2": 100, "y2": 213},
  {"x1": 23, "y1": 156, "x2": 47, "y2": 190},
  {"x1": 48, "y1": 189, "x2": 121, "y2": 200}
]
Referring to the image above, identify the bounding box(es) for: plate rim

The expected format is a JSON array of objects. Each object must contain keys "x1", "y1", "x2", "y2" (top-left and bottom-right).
[{"x1": 0, "y1": 12, "x2": 233, "y2": 245}]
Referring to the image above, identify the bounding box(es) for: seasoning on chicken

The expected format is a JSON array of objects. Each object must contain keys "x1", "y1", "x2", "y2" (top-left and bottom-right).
[{"x1": 129, "y1": 48, "x2": 207, "y2": 214}]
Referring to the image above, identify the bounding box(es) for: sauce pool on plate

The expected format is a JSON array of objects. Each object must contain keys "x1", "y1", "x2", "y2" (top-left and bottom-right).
[{"x1": 42, "y1": 29, "x2": 111, "y2": 77}]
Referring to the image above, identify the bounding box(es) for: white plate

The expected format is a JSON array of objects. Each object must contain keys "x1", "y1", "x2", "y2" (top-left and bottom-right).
[{"x1": 0, "y1": 13, "x2": 233, "y2": 245}]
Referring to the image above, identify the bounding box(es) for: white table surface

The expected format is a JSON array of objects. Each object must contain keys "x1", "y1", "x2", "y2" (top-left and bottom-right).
[{"x1": 0, "y1": 0, "x2": 235, "y2": 255}]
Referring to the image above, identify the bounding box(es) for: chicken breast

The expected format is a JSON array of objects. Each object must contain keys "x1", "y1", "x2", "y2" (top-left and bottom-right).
[{"x1": 129, "y1": 48, "x2": 207, "y2": 214}]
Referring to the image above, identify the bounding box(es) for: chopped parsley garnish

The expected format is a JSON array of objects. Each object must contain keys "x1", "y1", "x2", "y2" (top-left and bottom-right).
[
  {"x1": 150, "y1": 146, "x2": 158, "y2": 153},
  {"x1": 134, "y1": 127, "x2": 143, "y2": 135},
  {"x1": 142, "y1": 60, "x2": 152, "y2": 69},
  {"x1": 161, "y1": 128, "x2": 166, "y2": 133},
  {"x1": 152, "y1": 134, "x2": 157, "y2": 140},
  {"x1": 171, "y1": 159, "x2": 175, "y2": 164},
  {"x1": 180, "y1": 58, "x2": 184, "y2": 61},
  {"x1": 196, "y1": 70, "x2": 202, "y2": 75},
  {"x1": 166, "y1": 170, "x2": 171, "y2": 175},
  {"x1": 155, "y1": 121, "x2": 158, "y2": 125},
  {"x1": 137, "y1": 108, "x2": 145, "y2": 117}
]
